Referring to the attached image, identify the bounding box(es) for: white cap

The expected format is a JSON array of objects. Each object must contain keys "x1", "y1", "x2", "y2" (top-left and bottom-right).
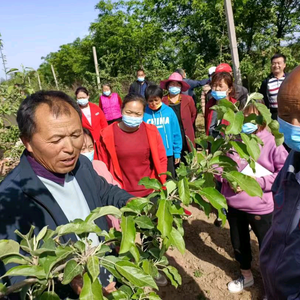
[{"x1": 208, "y1": 66, "x2": 216, "y2": 76}]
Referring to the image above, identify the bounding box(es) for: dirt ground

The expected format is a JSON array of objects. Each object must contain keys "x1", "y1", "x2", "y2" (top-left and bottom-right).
[{"x1": 157, "y1": 205, "x2": 264, "y2": 300}]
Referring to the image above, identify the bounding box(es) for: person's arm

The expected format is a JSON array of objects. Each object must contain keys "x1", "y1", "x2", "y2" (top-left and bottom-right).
[
  {"x1": 98, "y1": 108, "x2": 108, "y2": 129},
  {"x1": 256, "y1": 144, "x2": 288, "y2": 192},
  {"x1": 99, "y1": 96, "x2": 103, "y2": 110},
  {"x1": 259, "y1": 79, "x2": 269, "y2": 108},
  {"x1": 189, "y1": 97, "x2": 197, "y2": 123},
  {"x1": 185, "y1": 78, "x2": 209, "y2": 90},
  {"x1": 117, "y1": 94, "x2": 122, "y2": 108},
  {"x1": 154, "y1": 128, "x2": 167, "y2": 183},
  {"x1": 171, "y1": 111, "x2": 182, "y2": 162}
]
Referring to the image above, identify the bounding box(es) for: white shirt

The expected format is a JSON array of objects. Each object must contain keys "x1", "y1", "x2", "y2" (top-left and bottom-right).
[
  {"x1": 38, "y1": 174, "x2": 99, "y2": 246},
  {"x1": 81, "y1": 105, "x2": 92, "y2": 125}
]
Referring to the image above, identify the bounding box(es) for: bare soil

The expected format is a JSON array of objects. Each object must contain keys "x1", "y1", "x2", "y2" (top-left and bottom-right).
[{"x1": 157, "y1": 205, "x2": 264, "y2": 300}]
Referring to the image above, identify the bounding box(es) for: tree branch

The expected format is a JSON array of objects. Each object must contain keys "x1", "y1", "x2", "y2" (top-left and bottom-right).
[{"x1": 0, "y1": 278, "x2": 38, "y2": 299}]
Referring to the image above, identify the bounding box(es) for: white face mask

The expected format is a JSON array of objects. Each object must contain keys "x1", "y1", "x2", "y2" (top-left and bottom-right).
[{"x1": 77, "y1": 98, "x2": 89, "y2": 106}]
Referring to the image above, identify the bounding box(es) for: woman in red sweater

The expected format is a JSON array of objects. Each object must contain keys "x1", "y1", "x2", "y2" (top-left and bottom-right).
[
  {"x1": 99, "y1": 93, "x2": 167, "y2": 197},
  {"x1": 160, "y1": 72, "x2": 197, "y2": 160},
  {"x1": 75, "y1": 87, "x2": 108, "y2": 159},
  {"x1": 205, "y1": 72, "x2": 237, "y2": 137}
]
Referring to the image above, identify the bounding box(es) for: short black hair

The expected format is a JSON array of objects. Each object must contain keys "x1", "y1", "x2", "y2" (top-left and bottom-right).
[
  {"x1": 75, "y1": 86, "x2": 89, "y2": 96},
  {"x1": 271, "y1": 53, "x2": 286, "y2": 63},
  {"x1": 82, "y1": 127, "x2": 93, "y2": 142},
  {"x1": 175, "y1": 68, "x2": 185, "y2": 77},
  {"x1": 122, "y1": 93, "x2": 146, "y2": 111},
  {"x1": 145, "y1": 85, "x2": 163, "y2": 101},
  {"x1": 137, "y1": 69, "x2": 145, "y2": 74},
  {"x1": 17, "y1": 91, "x2": 82, "y2": 141}
]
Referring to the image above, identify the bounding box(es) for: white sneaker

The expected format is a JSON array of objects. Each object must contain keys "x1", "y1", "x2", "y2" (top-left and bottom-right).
[{"x1": 228, "y1": 274, "x2": 254, "y2": 293}]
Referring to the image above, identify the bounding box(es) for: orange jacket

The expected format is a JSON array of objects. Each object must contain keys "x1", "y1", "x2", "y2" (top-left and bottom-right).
[{"x1": 98, "y1": 122, "x2": 167, "y2": 187}]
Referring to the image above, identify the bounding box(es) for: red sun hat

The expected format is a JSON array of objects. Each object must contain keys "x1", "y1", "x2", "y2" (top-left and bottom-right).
[
  {"x1": 215, "y1": 63, "x2": 232, "y2": 73},
  {"x1": 160, "y1": 72, "x2": 190, "y2": 92}
]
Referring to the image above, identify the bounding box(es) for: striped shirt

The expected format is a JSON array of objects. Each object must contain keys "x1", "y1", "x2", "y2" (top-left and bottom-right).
[{"x1": 267, "y1": 75, "x2": 285, "y2": 109}]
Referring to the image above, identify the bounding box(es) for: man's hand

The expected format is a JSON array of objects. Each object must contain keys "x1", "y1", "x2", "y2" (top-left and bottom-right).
[{"x1": 175, "y1": 158, "x2": 180, "y2": 165}]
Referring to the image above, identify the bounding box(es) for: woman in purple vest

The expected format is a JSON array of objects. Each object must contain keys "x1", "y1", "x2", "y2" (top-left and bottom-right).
[{"x1": 99, "y1": 83, "x2": 123, "y2": 125}]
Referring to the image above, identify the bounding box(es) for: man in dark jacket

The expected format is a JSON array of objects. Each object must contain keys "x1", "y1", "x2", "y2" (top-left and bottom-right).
[
  {"x1": 0, "y1": 91, "x2": 133, "y2": 299},
  {"x1": 259, "y1": 53, "x2": 287, "y2": 120},
  {"x1": 260, "y1": 65, "x2": 300, "y2": 300},
  {"x1": 215, "y1": 63, "x2": 249, "y2": 110},
  {"x1": 129, "y1": 69, "x2": 150, "y2": 98}
]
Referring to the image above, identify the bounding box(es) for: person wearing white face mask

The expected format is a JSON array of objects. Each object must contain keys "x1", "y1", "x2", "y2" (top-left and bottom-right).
[
  {"x1": 205, "y1": 72, "x2": 237, "y2": 138},
  {"x1": 81, "y1": 128, "x2": 121, "y2": 230},
  {"x1": 128, "y1": 69, "x2": 150, "y2": 98},
  {"x1": 160, "y1": 72, "x2": 196, "y2": 162},
  {"x1": 99, "y1": 83, "x2": 123, "y2": 125},
  {"x1": 75, "y1": 87, "x2": 107, "y2": 160},
  {"x1": 99, "y1": 93, "x2": 167, "y2": 197}
]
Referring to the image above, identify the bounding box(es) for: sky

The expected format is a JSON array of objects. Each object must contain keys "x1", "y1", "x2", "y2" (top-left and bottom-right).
[{"x1": 0, "y1": 0, "x2": 100, "y2": 80}]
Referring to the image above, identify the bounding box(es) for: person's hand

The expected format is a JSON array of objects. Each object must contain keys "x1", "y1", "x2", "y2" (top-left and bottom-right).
[
  {"x1": 103, "y1": 282, "x2": 117, "y2": 296},
  {"x1": 174, "y1": 158, "x2": 180, "y2": 165},
  {"x1": 202, "y1": 84, "x2": 211, "y2": 94},
  {"x1": 236, "y1": 187, "x2": 242, "y2": 193},
  {"x1": 70, "y1": 275, "x2": 83, "y2": 295}
]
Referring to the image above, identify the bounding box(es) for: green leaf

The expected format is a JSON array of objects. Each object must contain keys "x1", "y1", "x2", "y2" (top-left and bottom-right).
[
  {"x1": 39, "y1": 291, "x2": 60, "y2": 300},
  {"x1": 178, "y1": 178, "x2": 190, "y2": 205},
  {"x1": 146, "y1": 292, "x2": 161, "y2": 299},
  {"x1": 0, "y1": 240, "x2": 20, "y2": 258},
  {"x1": 169, "y1": 228, "x2": 185, "y2": 254},
  {"x1": 209, "y1": 155, "x2": 237, "y2": 168},
  {"x1": 169, "y1": 204, "x2": 184, "y2": 215},
  {"x1": 224, "y1": 110, "x2": 244, "y2": 134},
  {"x1": 139, "y1": 177, "x2": 162, "y2": 190},
  {"x1": 230, "y1": 141, "x2": 250, "y2": 159},
  {"x1": 223, "y1": 171, "x2": 263, "y2": 197},
  {"x1": 15, "y1": 225, "x2": 35, "y2": 242},
  {"x1": 162, "y1": 267, "x2": 179, "y2": 288},
  {"x1": 198, "y1": 188, "x2": 227, "y2": 210},
  {"x1": 55, "y1": 221, "x2": 101, "y2": 236},
  {"x1": 142, "y1": 260, "x2": 158, "y2": 277},
  {"x1": 1, "y1": 265, "x2": 46, "y2": 279},
  {"x1": 218, "y1": 98, "x2": 238, "y2": 111},
  {"x1": 2, "y1": 254, "x2": 29, "y2": 265},
  {"x1": 124, "y1": 198, "x2": 151, "y2": 213},
  {"x1": 164, "y1": 180, "x2": 177, "y2": 195},
  {"x1": 74, "y1": 241, "x2": 86, "y2": 253},
  {"x1": 36, "y1": 226, "x2": 49, "y2": 243},
  {"x1": 176, "y1": 163, "x2": 188, "y2": 177},
  {"x1": 86, "y1": 206, "x2": 122, "y2": 223},
  {"x1": 134, "y1": 216, "x2": 155, "y2": 229},
  {"x1": 87, "y1": 256, "x2": 100, "y2": 283},
  {"x1": 241, "y1": 133, "x2": 260, "y2": 161},
  {"x1": 100, "y1": 256, "x2": 123, "y2": 280},
  {"x1": 0, "y1": 283, "x2": 7, "y2": 294},
  {"x1": 211, "y1": 138, "x2": 225, "y2": 153},
  {"x1": 80, "y1": 273, "x2": 103, "y2": 300},
  {"x1": 166, "y1": 266, "x2": 182, "y2": 285},
  {"x1": 156, "y1": 199, "x2": 173, "y2": 238},
  {"x1": 254, "y1": 102, "x2": 272, "y2": 124},
  {"x1": 62, "y1": 260, "x2": 84, "y2": 285},
  {"x1": 119, "y1": 215, "x2": 136, "y2": 254},
  {"x1": 115, "y1": 261, "x2": 158, "y2": 289},
  {"x1": 193, "y1": 194, "x2": 211, "y2": 216}
]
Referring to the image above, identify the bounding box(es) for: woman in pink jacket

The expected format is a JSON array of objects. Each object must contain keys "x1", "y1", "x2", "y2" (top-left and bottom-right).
[
  {"x1": 222, "y1": 103, "x2": 288, "y2": 294},
  {"x1": 99, "y1": 83, "x2": 122, "y2": 125}
]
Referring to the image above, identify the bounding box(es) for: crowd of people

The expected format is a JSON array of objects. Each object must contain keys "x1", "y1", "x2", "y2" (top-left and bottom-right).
[{"x1": 0, "y1": 53, "x2": 299, "y2": 300}]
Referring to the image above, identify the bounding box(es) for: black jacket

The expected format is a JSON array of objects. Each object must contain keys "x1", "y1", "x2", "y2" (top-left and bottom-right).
[
  {"x1": 0, "y1": 153, "x2": 132, "y2": 298},
  {"x1": 234, "y1": 83, "x2": 248, "y2": 109},
  {"x1": 129, "y1": 80, "x2": 150, "y2": 96}
]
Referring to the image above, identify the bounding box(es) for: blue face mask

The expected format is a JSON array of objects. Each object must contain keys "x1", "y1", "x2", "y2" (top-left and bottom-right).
[
  {"x1": 169, "y1": 86, "x2": 181, "y2": 95},
  {"x1": 122, "y1": 114, "x2": 143, "y2": 128},
  {"x1": 77, "y1": 98, "x2": 89, "y2": 106},
  {"x1": 211, "y1": 90, "x2": 227, "y2": 101},
  {"x1": 103, "y1": 91, "x2": 111, "y2": 96},
  {"x1": 137, "y1": 77, "x2": 145, "y2": 82},
  {"x1": 242, "y1": 123, "x2": 258, "y2": 134},
  {"x1": 278, "y1": 117, "x2": 300, "y2": 151},
  {"x1": 82, "y1": 150, "x2": 94, "y2": 162}
]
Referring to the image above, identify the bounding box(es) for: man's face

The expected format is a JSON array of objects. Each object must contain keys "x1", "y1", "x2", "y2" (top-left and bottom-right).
[
  {"x1": 23, "y1": 103, "x2": 84, "y2": 174},
  {"x1": 271, "y1": 57, "x2": 286, "y2": 76},
  {"x1": 137, "y1": 71, "x2": 145, "y2": 78}
]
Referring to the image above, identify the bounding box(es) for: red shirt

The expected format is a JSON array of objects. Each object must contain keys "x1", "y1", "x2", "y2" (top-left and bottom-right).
[{"x1": 113, "y1": 122, "x2": 153, "y2": 197}]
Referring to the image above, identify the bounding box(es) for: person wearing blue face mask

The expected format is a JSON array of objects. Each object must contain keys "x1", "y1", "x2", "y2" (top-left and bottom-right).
[
  {"x1": 260, "y1": 65, "x2": 300, "y2": 300},
  {"x1": 160, "y1": 72, "x2": 196, "y2": 162},
  {"x1": 218, "y1": 102, "x2": 288, "y2": 294},
  {"x1": 99, "y1": 93, "x2": 167, "y2": 197},
  {"x1": 75, "y1": 86, "x2": 107, "y2": 160},
  {"x1": 205, "y1": 72, "x2": 237, "y2": 138},
  {"x1": 129, "y1": 69, "x2": 151, "y2": 97},
  {"x1": 99, "y1": 83, "x2": 123, "y2": 125}
]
